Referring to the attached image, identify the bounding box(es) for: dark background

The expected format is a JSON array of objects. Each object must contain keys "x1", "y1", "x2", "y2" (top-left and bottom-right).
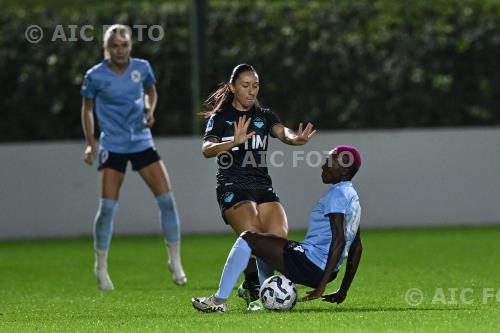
[{"x1": 1, "y1": 0, "x2": 499, "y2": 142}]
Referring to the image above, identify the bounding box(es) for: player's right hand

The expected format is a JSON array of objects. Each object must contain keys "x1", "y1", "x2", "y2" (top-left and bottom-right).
[
  {"x1": 322, "y1": 289, "x2": 347, "y2": 304},
  {"x1": 232, "y1": 115, "x2": 255, "y2": 146},
  {"x1": 84, "y1": 144, "x2": 97, "y2": 165}
]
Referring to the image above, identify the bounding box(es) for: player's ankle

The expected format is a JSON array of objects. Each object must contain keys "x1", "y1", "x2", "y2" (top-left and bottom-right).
[
  {"x1": 94, "y1": 249, "x2": 109, "y2": 269},
  {"x1": 213, "y1": 296, "x2": 226, "y2": 305}
]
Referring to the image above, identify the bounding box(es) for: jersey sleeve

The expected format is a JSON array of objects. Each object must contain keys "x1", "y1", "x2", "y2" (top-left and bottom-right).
[
  {"x1": 143, "y1": 60, "x2": 157, "y2": 87},
  {"x1": 323, "y1": 189, "x2": 348, "y2": 215},
  {"x1": 203, "y1": 112, "x2": 224, "y2": 142},
  {"x1": 81, "y1": 71, "x2": 97, "y2": 99},
  {"x1": 265, "y1": 109, "x2": 282, "y2": 138}
]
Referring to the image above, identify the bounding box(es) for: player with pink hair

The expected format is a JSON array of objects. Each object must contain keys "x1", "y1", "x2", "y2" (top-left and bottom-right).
[{"x1": 192, "y1": 145, "x2": 363, "y2": 312}]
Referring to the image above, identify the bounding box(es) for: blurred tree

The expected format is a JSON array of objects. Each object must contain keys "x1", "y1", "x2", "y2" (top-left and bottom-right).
[{"x1": 1, "y1": 0, "x2": 499, "y2": 142}]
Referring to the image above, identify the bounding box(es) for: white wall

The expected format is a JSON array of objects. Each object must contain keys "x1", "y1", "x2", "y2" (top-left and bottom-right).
[{"x1": 1, "y1": 127, "x2": 499, "y2": 240}]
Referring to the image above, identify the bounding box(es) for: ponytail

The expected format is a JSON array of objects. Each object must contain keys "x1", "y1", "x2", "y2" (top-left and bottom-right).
[{"x1": 200, "y1": 82, "x2": 233, "y2": 118}]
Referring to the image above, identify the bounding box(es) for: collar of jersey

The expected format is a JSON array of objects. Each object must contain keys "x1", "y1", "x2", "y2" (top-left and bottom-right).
[
  {"x1": 103, "y1": 58, "x2": 132, "y2": 76},
  {"x1": 228, "y1": 104, "x2": 256, "y2": 113},
  {"x1": 331, "y1": 181, "x2": 352, "y2": 189}
]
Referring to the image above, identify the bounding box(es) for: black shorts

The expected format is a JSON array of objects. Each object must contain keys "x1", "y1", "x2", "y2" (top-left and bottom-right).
[
  {"x1": 216, "y1": 188, "x2": 280, "y2": 224},
  {"x1": 283, "y1": 241, "x2": 338, "y2": 288},
  {"x1": 97, "y1": 147, "x2": 160, "y2": 173}
]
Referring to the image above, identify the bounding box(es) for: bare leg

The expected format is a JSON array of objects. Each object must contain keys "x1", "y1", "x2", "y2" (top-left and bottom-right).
[
  {"x1": 100, "y1": 168, "x2": 125, "y2": 199},
  {"x1": 256, "y1": 202, "x2": 288, "y2": 238},
  {"x1": 224, "y1": 201, "x2": 262, "y2": 234},
  {"x1": 138, "y1": 160, "x2": 171, "y2": 196},
  {"x1": 241, "y1": 231, "x2": 288, "y2": 275},
  {"x1": 244, "y1": 257, "x2": 257, "y2": 276},
  {"x1": 254, "y1": 202, "x2": 289, "y2": 283}
]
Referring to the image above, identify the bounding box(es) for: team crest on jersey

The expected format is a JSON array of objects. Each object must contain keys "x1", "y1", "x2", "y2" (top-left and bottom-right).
[
  {"x1": 223, "y1": 192, "x2": 235, "y2": 203},
  {"x1": 206, "y1": 116, "x2": 214, "y2": 132},
  {"x1": 99, "y1": 149, "x2": 109, "y2": 164},
  {"x1": 253, "y1": 117, "x2": 264, "y2": 129},
  {"x1": 131, "y1": 70, "x2": 141, "y2": 83}
]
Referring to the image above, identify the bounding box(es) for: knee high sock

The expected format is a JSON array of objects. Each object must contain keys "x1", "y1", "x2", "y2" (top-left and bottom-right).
[
  {"x1": 256, "y1": 258, "x2": 275, "y2": 285},
  {"x1": 156, "y1": 192, "x2": 181, "y2": 244},
  {"x1": 215, "y1": 237, "x2": 252, "y2": 300},
  {"x1": 93, "y1": 198, "x2": 118, "y2": 252}
]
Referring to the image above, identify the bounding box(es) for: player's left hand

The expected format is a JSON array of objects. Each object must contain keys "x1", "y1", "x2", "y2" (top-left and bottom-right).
[
  {"x1": 292, "y1": 122, "x2": 316, "y2": 145},
  {"x1": 144, "y1": 110, "x2": 155, "y2": 128},
  {"x1": 298, "y1": 287, "x2": 325, "y2": 302},
  {"x1": 322, "y1": 289, "x2": 347, "y2": 304}
]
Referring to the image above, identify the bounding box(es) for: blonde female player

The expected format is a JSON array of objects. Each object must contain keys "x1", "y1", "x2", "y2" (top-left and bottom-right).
[{"x1": 81, "y1": 24, "x2": 186, "y2": 290}]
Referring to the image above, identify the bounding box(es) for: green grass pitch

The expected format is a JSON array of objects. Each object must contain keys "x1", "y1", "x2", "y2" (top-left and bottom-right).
[{"x1": 1, "y1": 227, "x2": 499, "y2": 332}]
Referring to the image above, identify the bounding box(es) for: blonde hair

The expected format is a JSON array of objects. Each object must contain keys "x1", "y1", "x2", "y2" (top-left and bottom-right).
[{"x1": 103, "y1": 24, "x2": 132, "y2": 59}]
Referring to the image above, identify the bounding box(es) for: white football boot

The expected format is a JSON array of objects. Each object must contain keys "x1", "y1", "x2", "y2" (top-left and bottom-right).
[
  {"x1": 168, "y1": 261, "x2": 187, "y2": 286},
  {"x1": 94, "y1": 250, "x2": 114, "y2": 290},
  {"x1": 94, "y1": 266, "x2": 114, "y2": 290},
  {"x1": 166, "y1": 242, "x2": 187, "y2": 285},
  {"x1": 192, "y1": 295, "x2": 227, "y2": 313}
]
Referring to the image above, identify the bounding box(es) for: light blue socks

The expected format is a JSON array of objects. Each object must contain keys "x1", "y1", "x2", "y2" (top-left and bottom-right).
[
  {"x1": 157, "y1": 192, "x2": 186, "y2": 284},
  {"x1": 93, "y1": 198, "x2": 118, "y2": 251},
  {"x1": 94, "y1": 192, "x2": 181, "y2": 249},
  {"x1": 215, "y1": 237, "x2": 252, "y2": 300},
  {"x1": 156, "y1": 192, "x2": 181, "y2": 244},
  {"x1": 257, "y1": 258, "x2": 275, "y2": 284}
]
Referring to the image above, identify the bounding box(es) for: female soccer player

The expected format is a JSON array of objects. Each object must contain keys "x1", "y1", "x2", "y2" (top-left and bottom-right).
[
  {"x1": 201, "y1": 64, "x2": 316, "y2": 308},
  {"x1": 81, "y1": 24, "x2": 186, "y2": 290},
  {"x1": 192, "y1": 146, "x2": 363, "y2": 312}
]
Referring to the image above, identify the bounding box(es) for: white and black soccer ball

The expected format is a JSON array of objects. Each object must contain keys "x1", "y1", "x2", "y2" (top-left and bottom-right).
[{"x1": 259, "y1": 275, "x2": 297, "y2": 311}]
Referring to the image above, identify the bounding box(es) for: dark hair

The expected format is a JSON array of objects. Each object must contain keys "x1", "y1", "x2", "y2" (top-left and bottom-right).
[
  {"x1": 347, "y1": 165, "x2": 358, "y2": 180},
  {"x1": 200, "y1": 64, "x2": 259, "y2": 118}
]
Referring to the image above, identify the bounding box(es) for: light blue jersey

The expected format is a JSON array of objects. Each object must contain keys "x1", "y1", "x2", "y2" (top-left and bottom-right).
[
  {"x1": 301, "y1": 181, "x2": 361, "y2": 272},
  {"x1": 81, "y1": 58, "x2": 156, "y2": 153}
]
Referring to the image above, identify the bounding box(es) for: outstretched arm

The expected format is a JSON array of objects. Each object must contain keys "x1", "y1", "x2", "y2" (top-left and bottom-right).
[
  {"x1": 271, "y1": 122, "x2": 316, "y2": 146},
  {"x1": 300, "y1": 213, "x2": 346, "y2": 301},
  {"x1": 322, "y1": 229, "x2": 363, "y2": 304}
]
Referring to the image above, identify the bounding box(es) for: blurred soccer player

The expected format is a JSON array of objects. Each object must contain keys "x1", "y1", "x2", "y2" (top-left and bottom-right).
[
  {"x1": 80, "y1": 24, "x2": 186, "y2": 290},
  {"x1": 192, "y1": 146, "x2": 363, "y2": 312},
  {"x1": 201, "y1": 64, "x2": 316, "y2": 309}
]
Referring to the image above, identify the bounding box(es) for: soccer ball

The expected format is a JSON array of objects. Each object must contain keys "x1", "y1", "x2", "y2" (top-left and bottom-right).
[{"x1": 259, "y1": 275, "x2": 297, "y2": 311}]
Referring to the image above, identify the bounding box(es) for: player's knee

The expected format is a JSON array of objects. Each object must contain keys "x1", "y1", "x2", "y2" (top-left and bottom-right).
[
  {"x1": 96, "y1": 199, "x2": 117, "y2": 223},
  {"x1": 156, "y1": 191, "x2": 175, "y2": 211}
]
